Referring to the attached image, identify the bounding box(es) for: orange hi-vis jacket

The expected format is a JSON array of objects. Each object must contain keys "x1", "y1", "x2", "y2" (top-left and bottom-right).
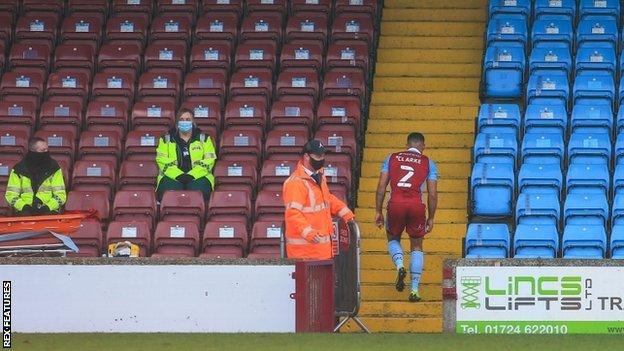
[{"x1": 283, "y1": 162, "x2": 355, "y2": 260}]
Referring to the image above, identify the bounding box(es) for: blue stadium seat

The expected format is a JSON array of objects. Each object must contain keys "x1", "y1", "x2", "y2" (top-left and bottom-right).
[
  {"x1": 521, "y1": 132, "x2": 565, "y2": 166},
  {"x1": 518, "y1": 163, "x2": 563, "y2": 197},
  {"x1": 465, "y1": 223, "x2": 510, "y2": 258},
  {"x1": 576, "y1": 18, "x2": 618, "y2": 49},
  {"x1": 614, "y1": 76, "x2": 624, "y2": 106},
  {"x1": 470, "y1": 163, "x2": 515, "y2": 217},
  {"x1": 489, "y1": 0, "x2": 531, "y2": 21},
  {"x1": 579, "y1": 0, "x2": 620, "y2": 22},
  {"x1": 487, "y1": 17, "x2": 528, "y2": 47},
  {"x1": 529, "y1": 47, "x2": 572, "y2": 76},
  {"x1": 483, "y1": 43, "x2": 526, "y2": 98},
  {"x1": 562, "y1": 224, "x2": 607, "y2": 259},
  {"x1": 566, "y1": 163, "x2": 610, "y2": 195},
  {"x1": 513, "y1": 224, "x2": 560, "y2": 258},
  {"x1": 613, "y1": 133, "x2": 624, "y2": 165},
  {"x1": 613, "y1": 164, "x2": 624, "y2": 194},
  {"x1": 523, "y1": 103, "x2": 568, "y2": 134},
  {"x1": 610, "y1": 224, "x2": 624, "y2": 258},
  {"x1": 573, "y1": 73, "x2": 615, "y2": 107},
  {"x1": 531, "y1": 19, "x2": 574, "y2": 49},
  {"x1": 570, "y1": 104, "x2": 613, "y2": 134},
  {"x1": 534, "y1": 0, "x2": 576, "y2": 20},
  {"x1": 477, "y1": 103, "x2": 521, "y2": 135},
  {"x1": 526, "y1": 72, "x2": 570, "y2": 106},
  {"x1": 473, "y1": 132, "x2": 518, "y2": 166},
  {"x1": 616, "y1": 104, "x2": 624, "y2": 134},
  {"x1": 611, "y1": 193, "x2": 624, "y2": 225},
  {"x1": 567, "y1": 132, "x2": 612, "y2": 165},
  {"x1": 515, "y1": 192, "x2": 561, "y2": 226},
  {"x1": 575, "y1": 46, "x2": 617, "y2": 75},
  {"x1": 563, "y1": 193, "x2": 609, "y2": 226}
]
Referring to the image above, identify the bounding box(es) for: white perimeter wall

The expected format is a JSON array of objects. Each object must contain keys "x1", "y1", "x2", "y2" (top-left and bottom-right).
[{"x1": 3, "y1": 264, "x2": 296, "y2": 333}]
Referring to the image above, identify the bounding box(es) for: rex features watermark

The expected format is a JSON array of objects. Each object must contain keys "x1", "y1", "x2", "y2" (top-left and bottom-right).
[{"x1": 3, "y1": 281, "x2": 10, "y2": 349}]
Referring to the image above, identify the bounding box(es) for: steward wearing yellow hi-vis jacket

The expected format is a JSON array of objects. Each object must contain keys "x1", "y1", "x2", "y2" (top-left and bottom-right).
[
  {"x1": 155, "y1": 109, "x2": 216, "y2": 201},
  {"x1": 5, "y1": 138, "x2": 66, "y2": 216}
]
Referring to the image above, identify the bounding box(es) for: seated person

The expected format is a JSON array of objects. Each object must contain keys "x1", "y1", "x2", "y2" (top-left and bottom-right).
[
  {"x1": 156, "y1": 108, "x2": 217, "y2": 201},
  {"x1": 5, "y1": 137, "x2": 66, "y2": 216}
]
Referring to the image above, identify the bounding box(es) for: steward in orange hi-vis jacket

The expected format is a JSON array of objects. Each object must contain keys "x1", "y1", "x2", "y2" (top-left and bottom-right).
[{"x1": 283, "y1": 140, "x2": 355, "y2": 260}]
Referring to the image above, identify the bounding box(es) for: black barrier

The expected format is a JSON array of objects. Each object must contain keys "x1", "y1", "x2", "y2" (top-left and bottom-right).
[{"x1": 332, "y1": 219, "x2": 370, "y2": 333}]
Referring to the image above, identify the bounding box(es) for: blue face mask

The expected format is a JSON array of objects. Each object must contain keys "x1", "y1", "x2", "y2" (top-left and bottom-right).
[{"x1": 178, "y1": 120, "x2": 193, "y2": 133}]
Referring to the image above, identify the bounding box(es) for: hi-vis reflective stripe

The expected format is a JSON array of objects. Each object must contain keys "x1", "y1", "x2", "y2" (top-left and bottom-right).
[
  {"x1": 5, "y1": 186, "x2": 22, "y2": 193},
  {"x1": 286, "y1": 201, "x2": 304, "y2": 210},
  {"x1": 204, "y1": 152, "x2": 216, "y2": 159},
  {"x1": 338, "y1": 207, "x2": 351, "y2": 217},
  {"x1": 39, "y1": 185, "x2": 64, "y2": 192},
  {"x1": 286, "y1": 201, "x2": 328, "y2": 213},
  {"x1": 287, "y1": 236, "x2": 331, "y2": 245},
  {"x1": 302, "y1": 179, "x2": 316, "y2": 207}
]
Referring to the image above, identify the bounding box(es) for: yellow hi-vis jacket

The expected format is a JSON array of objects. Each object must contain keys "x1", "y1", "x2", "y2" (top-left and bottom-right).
[
  {"x1": 155, "y1": 128, "x2": 217, "y2": 187},
  {"x1": 5, "y1": 160, "x2": 66, "y2": 212},
  {"x1": 283, "y1": 162, "x2": 354, "y2": 260}
]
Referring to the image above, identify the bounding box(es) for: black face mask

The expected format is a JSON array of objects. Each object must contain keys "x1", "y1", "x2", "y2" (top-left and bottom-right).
[
  {"x1": 25, "y1": 151, "x2": 51, "y2": 169},
  {"x1": 309, "y1": 156, "x2": 325, "y2": 171}
]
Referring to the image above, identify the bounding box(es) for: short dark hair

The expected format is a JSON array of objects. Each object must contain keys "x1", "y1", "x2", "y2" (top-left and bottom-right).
[
  {"x1": 28, "y1": 137, "x2": 46, "y2": 151},
  {"x1": 407, "y1": 132, "x2": 425, "y2": 145},
  {"x1": 176, "y1": 108, "x2": 194, "y2": 121}
]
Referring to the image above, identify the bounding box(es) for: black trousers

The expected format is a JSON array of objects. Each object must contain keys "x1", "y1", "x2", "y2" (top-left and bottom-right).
[{"x1": 156, "y1": 176, "x2": 213, "y2": 202}]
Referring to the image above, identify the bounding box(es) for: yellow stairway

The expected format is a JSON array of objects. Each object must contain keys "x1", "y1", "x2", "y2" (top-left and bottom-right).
[{"x1": 343, "y1": 0, "x2": 486, "y2": 333}]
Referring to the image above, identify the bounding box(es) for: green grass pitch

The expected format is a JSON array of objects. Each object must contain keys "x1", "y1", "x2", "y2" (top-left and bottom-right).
[{"x1": 10, "y1": 333, "x2": 624, "y2": 351}]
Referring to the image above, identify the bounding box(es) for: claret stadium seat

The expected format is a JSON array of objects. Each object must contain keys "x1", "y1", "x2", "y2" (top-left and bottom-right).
[
  {"x1": 152, "y1": 221, "x2": 200, "y2": 257},
  {"x1": 200, "y1": 220, "x2": 248, "y2": 259},
  {"x1": 106, "y1": 220, "x2": 152, "y2": 257}
]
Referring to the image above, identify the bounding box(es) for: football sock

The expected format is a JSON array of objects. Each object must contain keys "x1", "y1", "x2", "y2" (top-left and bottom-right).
[
  {"x1": 387, "y1": 240, "x2": 404, "y2": 270},
  {"x1": 410, "y1": 250, "x2": 424, "y2": 292}
]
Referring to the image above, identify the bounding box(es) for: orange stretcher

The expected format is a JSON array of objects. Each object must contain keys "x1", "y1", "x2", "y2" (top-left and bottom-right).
[{"x1": 0, "y1": 210, "x2": 99, "y2": 235}]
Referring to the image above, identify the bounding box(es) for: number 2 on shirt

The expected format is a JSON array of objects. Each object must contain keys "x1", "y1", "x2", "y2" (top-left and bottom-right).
[{"x1": 397, "y1": 165, "x2": 414, "y2": 188}]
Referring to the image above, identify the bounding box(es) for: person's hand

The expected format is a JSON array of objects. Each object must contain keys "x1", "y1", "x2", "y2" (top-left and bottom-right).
[
  {"x1": 176, "y1": 173, "x2": 194, "y2": 184},
  {"x1": 375, "y1": 211, "x2": 384, "y2": 229},
  {"x1": 425, "y1": 218, "x2": 434, "y2": 233},
  {"x1": 311, "y1": 234, "x2": 324, "y2": 243}
]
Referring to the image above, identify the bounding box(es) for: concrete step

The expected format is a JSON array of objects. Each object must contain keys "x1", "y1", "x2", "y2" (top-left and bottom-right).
[
  {"x1": 376, "y1": 62, "x2": 482, "y2": 78},
  {"x1": 366, "y1": 119, "x2": 475, "y2": 134},
  {"x1": 377, "y1": 49, "x2": 483, "y2": 64},
  {"x1": 362, "y1": 283, "x2": 442, "y2": 302},
  {"x1": 369, "y1": 105, "x2": 478, "y2": 120},
  {"x1": 360, "y1": 161, "x2": 471, "y2": 179},
  {"x1": 383, "y1": 8, "x2": 486, "y2": 22},
  {"x1": 365, "y1": 133, "x2": 474, "y2": 149},
  {"x1": 356, "y1": 208, "x2": 467, "y2": 225},
  {"x1": 359, "y1": 301, "x2": 442, "y2": 317},
  {"x1": 358, "y1": 223, "x2": 467, "y2": 239},
  {"x1": 361, "y1": 237, "x2": 463, "y2": 255},
  {"x1": 362, "y1": 147, "x2": 471, "y2": 163},
  {"x1": 382, "y1": 22, "x2": 485, "y2": 36},
  {"x1": 385, "y1": 0, "x2": 486, "y2": 9},
  {"x1": 372, "y1": 91, "x2": 479, "y2": 107},
  {"x1": 341, "y1": 316, "x2": 443, "y2": 333},
  {"x1": 357, "y1": 191, "x2": 467, "y2": 209},
  {"x1": 379, "y1": 36, "x2": 484, "y2": 49},
  {"x1": 362, "y1": 269, "x2": 441, "y2": 286},
  {"x1": 374, "y1": 77, "x2": 480, "y2": 92}
]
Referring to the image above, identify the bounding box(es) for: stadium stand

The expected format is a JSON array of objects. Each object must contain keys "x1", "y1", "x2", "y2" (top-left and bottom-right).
[
  {"x1": 467, "y1": 0, "x2": 624, "y2": 263},
  {"x1": 0, "y1": 0, "x2": 378, "y2": 263}
]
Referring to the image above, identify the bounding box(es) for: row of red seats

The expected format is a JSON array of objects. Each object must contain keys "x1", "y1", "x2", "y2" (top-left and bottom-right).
[
  {"x1": 68, "y1": 218, "x2": 283, "y2": 258},
  {"x1": 0, "y1": 39, "x2": 370, "y2": 75},
  {"x1": 0, "y1": 10, "x2": 375, "y2": 49},
  {"x1": 0, "y1": 0, "x2": 379, "y2": 24},
  {"x1": 0, "y1": 139, "x2": 353, "y2": 196}
]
